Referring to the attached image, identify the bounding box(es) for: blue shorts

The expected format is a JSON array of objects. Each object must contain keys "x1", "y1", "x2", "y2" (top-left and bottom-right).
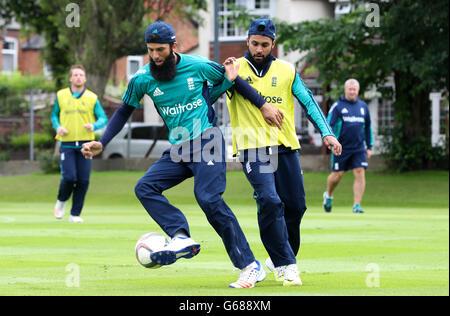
[{"x1": 331, "y1": 150, "x2": 368, "y2": 172}]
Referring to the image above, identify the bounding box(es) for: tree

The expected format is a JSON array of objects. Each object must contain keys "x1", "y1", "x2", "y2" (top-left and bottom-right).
[
  {"x1": 0, "y1": 0, "x2": 207, "y2": 99},
  {"x1": 0, "y1": 71, "x2": 54, "y2": 115},
  {"x1": 275, "y1": 0, "x2": 449, "y2": 170}
]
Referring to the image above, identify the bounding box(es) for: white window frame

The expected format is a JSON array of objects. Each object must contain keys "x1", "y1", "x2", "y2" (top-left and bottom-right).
[
  {"x1": 2, "y1": 37, "x2": 19, "y2": 73},
  {"x1": 217, "y1": 0, "x2": 275, "y2": 42},
  {"x1": 126, "y1": 55, "x2": 143, "y2": 81},
  {"x1": 377, "y1": 97, "x2": 395, "y2": 132}
]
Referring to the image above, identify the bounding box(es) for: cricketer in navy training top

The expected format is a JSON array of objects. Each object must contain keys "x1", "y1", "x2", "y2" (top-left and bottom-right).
[{"x1": 323, "y1": 78, "x2": 374, "y2": 214}]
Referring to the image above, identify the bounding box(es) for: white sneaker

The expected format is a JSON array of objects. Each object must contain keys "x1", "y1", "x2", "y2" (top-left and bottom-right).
[
  {"x1": 54, "y1": 200, "x2": 66, "y2": 219},
  {"x1": 54, "y1": 208, "x2": 64, "y2": 219},
  {"x1": 150, "y1": 236, "x2": 200, "y2": 266},
  {"x1": 283, "y1": 264, "x2": 302, "y2": 286},
  {"x1": 229, "y1": 260, "x2": 266, "y2": 288},
  {"x1": 69, "y1": 215, "x2": 84, "y2": 223},
  {"x1": 265, "y1": 257, "x2": 284, "y2": 282}
]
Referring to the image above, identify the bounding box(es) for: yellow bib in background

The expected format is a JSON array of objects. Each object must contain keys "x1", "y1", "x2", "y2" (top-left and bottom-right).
[{"x1": 55, "y1": 88, "x2": 98, "y2": 142}]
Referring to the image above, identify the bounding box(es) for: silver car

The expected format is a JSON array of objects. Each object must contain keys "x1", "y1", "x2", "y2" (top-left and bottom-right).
[{"x1": 101, "y1": 123, "x2": 170, "y2": 159}]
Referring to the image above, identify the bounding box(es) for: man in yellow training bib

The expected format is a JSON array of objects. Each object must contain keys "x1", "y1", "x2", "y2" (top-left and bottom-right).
[
  {"x1": 51, "y1": 65, "x2": 108, "y2": 223},
  {"x1": 221, "y1": 18, "x2": 342, "y2": 286}
]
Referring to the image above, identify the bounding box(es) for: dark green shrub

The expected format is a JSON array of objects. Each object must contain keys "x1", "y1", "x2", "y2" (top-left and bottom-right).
[
  {"x1": 10, "y1": 133, "x2": 54, "y2": 149},
  {"x1": 37, "y1": 150, "x2": 60, "y2": 174},
  {"x1": 380, "y1": 127, "x2": 448, "y2": 171}
]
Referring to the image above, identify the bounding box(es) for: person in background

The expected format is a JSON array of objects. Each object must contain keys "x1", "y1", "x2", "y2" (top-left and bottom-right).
[
  {"x1": 51, "y1": 65, "x2": 108, "y2": 223},
  {"x1": 323, "y1": 78, "x2": 373, "y2": 214}
]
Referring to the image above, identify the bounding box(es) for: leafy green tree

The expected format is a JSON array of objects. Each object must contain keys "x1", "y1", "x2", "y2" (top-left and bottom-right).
[
  {"x1": 1, "y1": 0, "x2": 207, "y2": 99},
  {"x1": 0, "y1": 72, "x2": 54, "y2": 115},
  {"x1": 275, "y1": 0, "x2": 448, "y2": 170}
]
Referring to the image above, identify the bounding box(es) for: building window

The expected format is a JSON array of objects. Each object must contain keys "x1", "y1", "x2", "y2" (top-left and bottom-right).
[
  {"x1": 335, "y1": 3, "x2": 352, "y2": 16},
  {"x1": 2, "y1": 37, "x2": 18, "y2": 73},
  {"x1": 378, "y1": 98, "x2": 395, "y2": 132},
  {"x1": 127, "y1": 56, "x2": 143, "y2": 80},
  {"x1": 255, "y1": 0, "x2": 270, "y2": 9},
  {"x1": 218, "y1": 0, "x2": 275, "y2": 41}
]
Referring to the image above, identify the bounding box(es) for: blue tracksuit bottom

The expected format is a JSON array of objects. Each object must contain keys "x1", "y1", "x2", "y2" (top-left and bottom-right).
[
  {"x1": 58, "y1": 141, "x2": 92, "y2": 216},
  {"x1": 134, "y1": 128, "x2": 256, "y2": 269},
  {"x1": 241, "y1": 147, "x2": 306, "y2": 267}
]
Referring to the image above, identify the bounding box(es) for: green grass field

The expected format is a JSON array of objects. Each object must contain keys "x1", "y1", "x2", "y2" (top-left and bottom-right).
[{"x1": 0, "y1": 170, "x2": 448, "y2": 296}]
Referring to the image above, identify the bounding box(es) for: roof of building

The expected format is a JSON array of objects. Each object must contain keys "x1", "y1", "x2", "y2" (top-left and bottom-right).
[{"x1": 22, "y1": 35, "x2": 45, "y2": 50}]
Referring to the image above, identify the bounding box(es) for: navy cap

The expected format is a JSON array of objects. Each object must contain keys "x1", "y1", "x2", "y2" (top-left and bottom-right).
[
  {"x1": 145, "y1": 21, "x2": 176, "y2": 43},
  {"x1": 248, "y1": 18, "x2": 276, "y2": 40}
]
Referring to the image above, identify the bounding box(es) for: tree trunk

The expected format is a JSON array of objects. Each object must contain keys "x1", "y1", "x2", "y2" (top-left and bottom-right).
[
  {"x1": 394, "y1": 71, "x2": 431, "y2": 140},
  {"x1": 86, "y1": 67, "x2": 112, "y2": 102}
]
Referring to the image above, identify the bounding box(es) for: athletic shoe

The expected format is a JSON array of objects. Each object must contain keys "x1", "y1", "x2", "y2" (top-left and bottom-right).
[
  {"x1": 265, "y1": 257, "x2": 284, "y2": 282},
  {"x1": 54, "y1": 200, "x2": 66, "y2": 219},
  {"x1": 352, "y1": 204, "x2": 365, "y2": 214},
  {"x1": 54, "y1": 208, "x2": 64, "y2": 219},
  {"x1": 69, "y1": 215, "x2": 84, "y2": 223},
  {"x1": 229, "y1": 260, "x2": 266, "y2": 288},
  {"x1": 323, "y1": 192, "x2": 333, "y2": 213},
  {"x1": 150, "y1": 236, "x2": 200, "y2": 266},
  {"x1": 283, "y1": 264, "x2": 302, "y2": 286}
]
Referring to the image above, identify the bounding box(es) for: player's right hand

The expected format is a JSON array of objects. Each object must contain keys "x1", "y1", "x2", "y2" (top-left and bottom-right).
[
  {"x1": 323, "y1": 136, "x2": 342, "y2": 156},
  {"x1": 81, "y1": 141, "x2": 103, "y2": 159},
  {"x1": 223, "y1": 57, "x2": 239, "y2": 82},
  {"x1": 260, "y1": 103, "x2": 284, "y2": 130},
  {"x1": 56, "y1": 126, "x2": 68, "y2": 137}
]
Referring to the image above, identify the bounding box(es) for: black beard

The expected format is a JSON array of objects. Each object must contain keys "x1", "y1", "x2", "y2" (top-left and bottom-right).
[
  {"x1": 150, "y1": 51, "x2": 177, "y2": 81},
  {"x1": 251, "y1": 53, "x2": 272, "y2": 66}
]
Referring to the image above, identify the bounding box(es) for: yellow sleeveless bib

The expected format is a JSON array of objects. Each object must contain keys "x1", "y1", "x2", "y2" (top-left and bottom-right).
[
  {"x1": 55, "y1": 88, "x2": 98, "y2": 141},
  {"x1": 227, "y1": 58, "x2": 300, "y2": 155}
]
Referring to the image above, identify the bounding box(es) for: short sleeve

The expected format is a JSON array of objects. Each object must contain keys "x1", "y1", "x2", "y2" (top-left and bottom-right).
[{"x1": 122, "y1": 76, "x2": 146, "y2": 108}]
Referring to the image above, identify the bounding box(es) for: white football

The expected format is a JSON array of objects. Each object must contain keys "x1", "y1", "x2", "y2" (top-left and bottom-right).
[{"x1": 135, "y1": 232, "x2": 168, "y2": 268}]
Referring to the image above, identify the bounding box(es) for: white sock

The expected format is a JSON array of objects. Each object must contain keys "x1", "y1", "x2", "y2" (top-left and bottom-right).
[
  {"x1": 244, "y1": 261, "x2": 258, "y2": 270},
  {"x1": 55, "y1": 200, "x2": 67, "y2": 212},
  {"x1": 173, "y1": 230, "x2": 189, "y2": 239}
]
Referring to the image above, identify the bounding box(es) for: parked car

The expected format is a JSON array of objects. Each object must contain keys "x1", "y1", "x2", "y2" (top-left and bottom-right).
[
  {"x1": 100, "y1": 123, "x2": 170, "y2": 159},
  {"x1": 297, "y1": 131, "x2": 314, "y2": 146}
]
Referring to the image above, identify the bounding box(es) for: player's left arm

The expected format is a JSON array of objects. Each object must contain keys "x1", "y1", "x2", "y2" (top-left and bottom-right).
[
  {"x1": 209, "y1": 77, "x2": 234, "y2": 104},
  {"x1": 92, "y1": 100, "x2": 109, "y2": 130},
  {"x1": 204, "y1": 59, "x2": 284, "y2": 129},
  {"x1": 202, "y1": 60, "x2": 235, "y2": 93},
  {"x1": 204, "y1": 58, "x2": 267, "y2": 107},
  {"x1": 364, "y1": 104, "x2": 374, "y2": 158},
  {"x1": 209, "y1": 60, "x2": 266, "y2": 109},
  {"x1": 204, "y1": 58, "x2": 266, "y2": 106},
  {"x1": 292, "y1": 73, "x2": 334, "y2": 138},
  {"x1": 292, "y1": 73, "x2": 342, "y2": 155},
  {"x1": 84, "y1": 99, "x2": 108, "y2": 132}
]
